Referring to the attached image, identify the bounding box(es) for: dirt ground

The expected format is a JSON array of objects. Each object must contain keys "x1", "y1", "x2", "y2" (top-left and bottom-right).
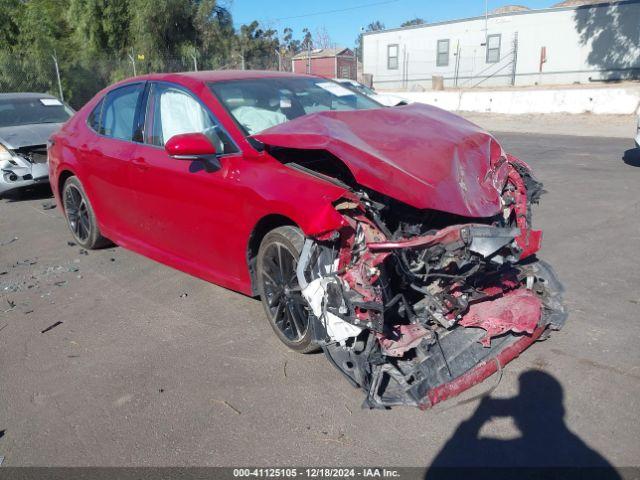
[{"x1": 0, "y1": 132, "x2": 639, "y2": 470}]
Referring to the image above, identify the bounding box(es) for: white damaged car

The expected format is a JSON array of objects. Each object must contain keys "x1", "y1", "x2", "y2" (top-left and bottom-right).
[
  {"x1": 334, "y1": 78, "x2": 410, "y2": 107},
  {"x1": 0, "y1": 93, "x2": 74, "y2": 196}
]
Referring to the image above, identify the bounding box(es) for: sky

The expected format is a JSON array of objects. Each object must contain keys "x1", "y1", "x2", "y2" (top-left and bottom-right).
[{"x1": 230, "y1": 0, "x2": 559, "y2": 48}]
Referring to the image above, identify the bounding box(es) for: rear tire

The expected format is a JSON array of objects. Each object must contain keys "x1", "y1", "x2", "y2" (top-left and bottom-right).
[
  {"x1": 62, "y1": 176, "x2": 110, "y2": 249},
  {"x1": 257, "y1": 226, "x2": 319, "y2": 353}
]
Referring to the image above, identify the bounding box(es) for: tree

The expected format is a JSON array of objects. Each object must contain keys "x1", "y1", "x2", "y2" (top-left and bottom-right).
[
  {"x1": 401, "y1": 18, "x2": 426, "y2": 27},
  {"x1": 236, "y1": 21, "x2": 279, "y2": 70},
  {"x1": 355, "y1": 21, "x2": 385, "y2": 62},
  {"x1": 314, "y1": 26, "x2": 333, "y2": 49},
  {"x1": 302, "y1": 28, "x2": 313, "y2": 51},
  {"x1": 194, "y1": 0, "x2": 235, "y2": 68}
]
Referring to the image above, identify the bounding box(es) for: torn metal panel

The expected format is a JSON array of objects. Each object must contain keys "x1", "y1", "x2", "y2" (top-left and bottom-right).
[{"x1": 458, "y1": 289, "x2": 542, "y2": 347}]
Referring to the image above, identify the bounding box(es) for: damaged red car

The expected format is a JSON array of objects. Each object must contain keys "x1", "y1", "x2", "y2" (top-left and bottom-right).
[{"x1": 48, "y1": 71, "x2": 566, "y2": 409}]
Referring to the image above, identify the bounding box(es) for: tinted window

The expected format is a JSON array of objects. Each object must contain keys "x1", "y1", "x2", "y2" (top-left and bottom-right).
[
  {"x1": 100, "y1": 84, "x2": 144, "y2": 141},
  {"x1": 209, "y1": 77, "x2": 381, "y2": 135},
  {"x1": 0, "y1": 97, "x2": 72, "y2": 128},
  {"x1": 144, "y1": 83, "x2": 236, "y2": 154},
  {"x1": 87, "y1": 98, "x2": 103, "y2": 132}
]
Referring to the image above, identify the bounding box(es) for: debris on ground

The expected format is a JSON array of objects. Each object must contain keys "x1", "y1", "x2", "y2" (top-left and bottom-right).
[
  {"x1": 0, "y1": 236, "x2": 18, "y2": 246},
  {"x1": 41, "y1": 321, "x2": 63, "y2": 333},
  {"x1": 41, "y1": 201, "x2": 56, "y2": 210},
  {"x1": 211, "y1": 399, "x2": 242, "y2": 415},
  {"x1": 179, "y1": 293, "x2": 188, "y2": 298},
  {"x1": 67, "y1": 241, "x2": 76, "y2": 247}
]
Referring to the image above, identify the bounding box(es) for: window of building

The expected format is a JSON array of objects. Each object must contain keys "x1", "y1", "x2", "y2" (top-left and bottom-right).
[
  {"x1": 437, "y1": 39, "x2": 450, "y2": 67},
  {"x1": 387, "y1": 44, "x2": 399, "y2": 70},
  {"x1": 486, "y1": 34, "x2": 501, "y2": 63}
]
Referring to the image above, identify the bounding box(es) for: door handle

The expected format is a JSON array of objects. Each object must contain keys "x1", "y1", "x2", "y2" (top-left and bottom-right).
[{"x1": 132, "y1": 157, "x2": 148, "y2": 171}]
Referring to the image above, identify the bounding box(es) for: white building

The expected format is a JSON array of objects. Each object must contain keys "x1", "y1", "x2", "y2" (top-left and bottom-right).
[{"x1": 362, "y1": 0, "x2": 640, "y2": 89}]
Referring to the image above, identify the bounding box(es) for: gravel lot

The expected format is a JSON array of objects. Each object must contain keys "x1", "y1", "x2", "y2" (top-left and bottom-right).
[{"x1": 0, "y1": 132, "x2": 639, "y2": 470}]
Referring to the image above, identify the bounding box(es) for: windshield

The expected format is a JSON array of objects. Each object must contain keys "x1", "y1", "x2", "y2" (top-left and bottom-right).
[
  {"x1": 0, "y1": 97, "x2": 73, "y2": 128},
  {"x1": 209, "y1": 77, "x2": 382, "y2": 135},
  {"x1": 341, "y1": 81, "x2": 376, "y2": 97}
]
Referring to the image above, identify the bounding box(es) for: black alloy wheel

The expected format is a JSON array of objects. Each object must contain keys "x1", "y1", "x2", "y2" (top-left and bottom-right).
[
  {"x1": 257, "y1": 226, "x2": 318, "y2": 353},
  {"x1": 62, "y1": 176, "x2": 110, "y2": 249}
]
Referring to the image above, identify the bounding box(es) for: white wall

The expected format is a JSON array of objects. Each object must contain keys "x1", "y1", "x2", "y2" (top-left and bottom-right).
[
  {"x1": 396, "y1": 86, "x2": 640, "y2": 114},
  {"x1": 362, "y1": 1, "x2": 640, "y2": 90}
]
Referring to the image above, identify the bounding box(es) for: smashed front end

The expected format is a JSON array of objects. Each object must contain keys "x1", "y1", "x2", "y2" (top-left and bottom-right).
[
  {"x1": 295, "y1": 158, "x2": 566, "y2": 410},
  {"x1": 255, "y1": 104, "x2": 566, "y2": 409},
  {"x1": 0, "y1": 143, "x2": 50, "y2": 195}
]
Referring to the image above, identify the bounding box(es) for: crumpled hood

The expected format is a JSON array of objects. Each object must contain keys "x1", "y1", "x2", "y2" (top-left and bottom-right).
[
  {"x1": 253, "y1": 103, "x2": 505, "y2": 218},
  {"x1": 0, "y1": 123, "x2": 63, "y2": 149}
]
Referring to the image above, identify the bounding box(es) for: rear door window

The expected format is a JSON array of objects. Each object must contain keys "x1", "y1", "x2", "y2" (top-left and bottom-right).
[{"x1": 100, "y1": 84, "x2": 144, "y2": 141}]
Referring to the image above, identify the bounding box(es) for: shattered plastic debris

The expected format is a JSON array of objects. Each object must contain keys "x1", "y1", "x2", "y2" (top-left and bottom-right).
[{"x1": 41, "y1": 201, "x2": 56, "y2": 210}]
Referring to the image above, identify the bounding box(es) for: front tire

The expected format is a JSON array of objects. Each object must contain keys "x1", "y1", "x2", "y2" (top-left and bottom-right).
[
  {"x1": 257, "y1": 226, "x2": 318, "y2": 353},
  {"x1": 62, "y1": 176, "x2": 110, "y2": 249}
]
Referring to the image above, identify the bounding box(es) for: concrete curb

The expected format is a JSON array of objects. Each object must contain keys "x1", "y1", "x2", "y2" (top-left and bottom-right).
[{"x1": 395, "y1": 87, "x2": 640, "y2": 115}]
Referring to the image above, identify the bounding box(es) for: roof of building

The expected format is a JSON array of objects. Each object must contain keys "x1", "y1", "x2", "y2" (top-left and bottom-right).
[
  {"x1": 490, "y1": 4, "x2": 531, "y2": 13},
  {"x1": 292, "y1": 48, "x2": 353, "y2": 60},
  {"x1": 362, "y1": 0, "x2": 638, "y2": 36},
  {"x1": 552, "y1": 0, "x2": 621, "y2": 6}
]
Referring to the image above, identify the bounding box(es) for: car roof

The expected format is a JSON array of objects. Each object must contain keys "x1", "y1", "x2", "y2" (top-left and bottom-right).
[
  {"x1": 0, "y1": 92, "x2": 58, "y2": 100},
  {"x1": 131, "y1": 70, "x2": 316, "y2": 84}
]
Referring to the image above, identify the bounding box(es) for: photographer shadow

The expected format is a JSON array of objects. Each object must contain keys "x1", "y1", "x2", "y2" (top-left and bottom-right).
[{"x1": 425, "y1": 370, "x2": 619, "y2": 478}]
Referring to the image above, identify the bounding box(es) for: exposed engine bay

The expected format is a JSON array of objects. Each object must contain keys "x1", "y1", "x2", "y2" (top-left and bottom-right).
[{"x1": 291, "y1": 155, "x2": 566, "y2": 409}]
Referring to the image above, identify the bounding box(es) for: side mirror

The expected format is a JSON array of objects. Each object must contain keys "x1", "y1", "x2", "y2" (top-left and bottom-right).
[{"x1": 165, "y1": 132, "x2": 221, "y2": 172}]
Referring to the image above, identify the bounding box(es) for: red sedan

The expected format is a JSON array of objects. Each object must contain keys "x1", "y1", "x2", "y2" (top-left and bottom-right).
[{"x1": 48, "y1": 71, "x2": 566, "y2": 409}]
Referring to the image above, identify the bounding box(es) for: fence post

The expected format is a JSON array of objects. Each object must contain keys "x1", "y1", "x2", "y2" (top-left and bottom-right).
[
  {"x1": 511, "y1": 32, "x2": 519, "y2": 86},
  {"x1": 128, "y1": 49, "x2": 137, "y2": 76},
  {"x1": 454, "y1": 42, "x2": 461, "y2": 87},
  {"x1": 51, "y1": 52, "x2": 64, "y2": 102}
]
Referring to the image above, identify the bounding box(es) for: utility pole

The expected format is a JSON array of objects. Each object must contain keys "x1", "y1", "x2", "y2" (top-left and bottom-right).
[
  {"x1": 240, "y1": 46, "x2": 246, "y2": 70},
  {"x1": 306, "y1": 42, "x2": 311, "y2": 74},
  {"x1": 51, "y1": 51, "x2": 64, "y2": 102},
  {"x1": 275, "y1": 49, "x2": 282, "y2": 71},
  {"x1": 128, "y1": 48, "x2": 137, "y2": 76},
  {"x1": 484, "y1": 0, "x2": 489, "y2": 42}
]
